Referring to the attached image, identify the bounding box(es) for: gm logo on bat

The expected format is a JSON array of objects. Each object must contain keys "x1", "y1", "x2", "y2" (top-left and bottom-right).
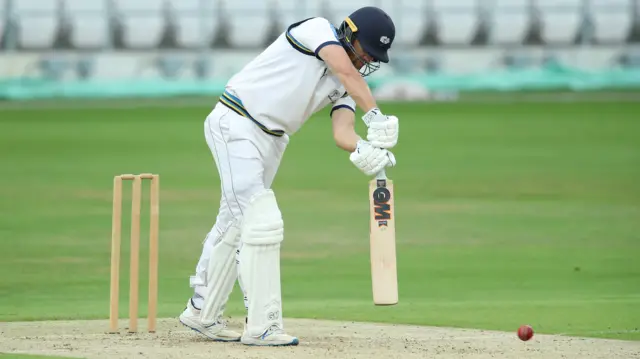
[{"x1": 373, "y1": 180, "x2": 392, "y2": 227}]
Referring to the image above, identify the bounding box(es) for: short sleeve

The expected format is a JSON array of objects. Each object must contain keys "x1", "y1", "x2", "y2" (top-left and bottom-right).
[
  {"x1": 288, "y1": 18, "x2": 342, "y2": 58},
  {"x1": 330, "y1": 95, "x2": 356, "y2": 117}
]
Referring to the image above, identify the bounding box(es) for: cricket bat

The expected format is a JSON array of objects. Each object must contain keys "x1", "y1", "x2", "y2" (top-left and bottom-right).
[{"x1": 368, "y1": 169, "x2": 398, "y2": 305}]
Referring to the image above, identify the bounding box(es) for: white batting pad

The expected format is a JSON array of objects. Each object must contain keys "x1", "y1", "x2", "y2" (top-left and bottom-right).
[
  {"x1": 238, "y1": 189, "x2": 285, "y2": 336},
  {"x1": 201, "y1": 221, "x2": 242, "y2": 326}
]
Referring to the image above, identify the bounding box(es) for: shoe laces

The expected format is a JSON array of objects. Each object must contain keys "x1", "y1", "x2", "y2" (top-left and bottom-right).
[
  {"x1": 215, "y1": 315, "x2": 227, "y2": 326},
  {"x1": 261, "y1": 324, "x2": 285, "y2": 339}
]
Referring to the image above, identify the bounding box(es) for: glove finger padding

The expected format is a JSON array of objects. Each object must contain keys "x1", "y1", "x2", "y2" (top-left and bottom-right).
[
  {"x1": 369, "y1": 116, "x2": 398, "y2": 131},
  {"x1": 367, "y1": 116, "x2": 399, "y2": 149},
  {"x1": 367, "y1": 150, "x2": 396, "y2": 176},
  {"x1": 350, "y1": 141, "x2": 396, "y2": 176},
  {"x1": 365, "y1": 148, "x2": 387, "y2": 176}
]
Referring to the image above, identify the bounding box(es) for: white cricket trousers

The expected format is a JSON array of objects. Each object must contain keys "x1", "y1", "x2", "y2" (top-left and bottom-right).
[{"x1": 189, "y1": 102, "x2": 289, "y2": 308}]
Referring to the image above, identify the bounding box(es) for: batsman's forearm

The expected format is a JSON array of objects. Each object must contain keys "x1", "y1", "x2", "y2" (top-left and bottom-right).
[
  {"x1": 332, "y1": 112, "x2": 361, "y2": 152},
  {"x1": 335, "y1": 130, "x2": 360, "y2": 152},
  {"x1": 337, "y1": 71, "x2": 377, "y2": 113}
]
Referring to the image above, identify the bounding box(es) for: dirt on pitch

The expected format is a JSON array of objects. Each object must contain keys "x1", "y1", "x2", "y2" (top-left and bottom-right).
[{"x1": 1, "y1": 318, "x2": 639, "y2": 359}]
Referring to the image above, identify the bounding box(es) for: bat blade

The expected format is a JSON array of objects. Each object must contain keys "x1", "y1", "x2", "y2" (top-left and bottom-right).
[{"x1": 368, "y1": 175, "x2": 398, "y2": 305}]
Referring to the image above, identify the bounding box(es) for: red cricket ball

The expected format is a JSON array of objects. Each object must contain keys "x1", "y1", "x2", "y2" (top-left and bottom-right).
[{"x1": 517, "y1": 325, "x2": 534, "y2": 341}]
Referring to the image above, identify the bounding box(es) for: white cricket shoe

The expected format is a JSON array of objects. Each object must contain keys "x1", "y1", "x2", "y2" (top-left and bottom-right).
[
  {"x1": 179, "y1": 299, "x2": 241, "y2": 342},
  {"x1": 241, "y1": 324, "x2": 300, "y2": 346}
]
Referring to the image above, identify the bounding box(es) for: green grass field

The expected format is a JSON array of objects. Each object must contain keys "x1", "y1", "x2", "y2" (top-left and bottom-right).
[{"x1": 1, "y1": 99, "x2": 639, "y2": 341}]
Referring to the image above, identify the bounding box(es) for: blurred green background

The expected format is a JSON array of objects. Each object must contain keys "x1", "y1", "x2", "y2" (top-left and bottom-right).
[{"x1": 1, "y1": 97, "x2": 638, "y2": 340}]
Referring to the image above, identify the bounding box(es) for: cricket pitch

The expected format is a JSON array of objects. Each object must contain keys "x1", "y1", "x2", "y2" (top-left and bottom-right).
[{"x1": 1, "y1": 318, "x2": 639, "y2": 359}]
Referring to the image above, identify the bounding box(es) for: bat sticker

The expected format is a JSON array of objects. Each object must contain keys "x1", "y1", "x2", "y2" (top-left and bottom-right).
[{"x1": 372, "y1": 184, "x2": 392, "y2": 226}]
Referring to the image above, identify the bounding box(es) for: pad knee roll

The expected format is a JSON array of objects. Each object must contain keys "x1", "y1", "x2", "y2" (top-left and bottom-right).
[{"x1": 241, "y1": 189, "x2": 284, "y2": 246}]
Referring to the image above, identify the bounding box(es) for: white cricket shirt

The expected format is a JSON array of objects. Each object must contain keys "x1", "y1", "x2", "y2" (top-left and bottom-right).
[{"x1": 219, "y1": 17, "x2": 356, "y2": 137}]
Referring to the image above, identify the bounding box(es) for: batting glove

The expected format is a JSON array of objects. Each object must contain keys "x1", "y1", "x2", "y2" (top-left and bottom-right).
[
  {"x1": 362, "y1": 108, "x2": 399, "y2": 149},
  {"x1": 350, "y1": 140, "x2": 396, "y2": 176}
]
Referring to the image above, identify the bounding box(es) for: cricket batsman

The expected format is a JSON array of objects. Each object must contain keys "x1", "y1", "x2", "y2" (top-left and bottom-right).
[{"x1": 179, "y1": 6, "x2": 399, "y2": 346}]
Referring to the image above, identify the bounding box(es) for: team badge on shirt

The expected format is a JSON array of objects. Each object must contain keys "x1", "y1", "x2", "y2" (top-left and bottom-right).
[{"x1": 328, "y1": 90, "x2": 342, "y2": 102}]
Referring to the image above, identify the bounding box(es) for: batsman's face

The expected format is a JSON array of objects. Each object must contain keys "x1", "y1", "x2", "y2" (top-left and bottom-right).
[{"x1": 350, "y1": 39, "x2": 375, "y2": 70}]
